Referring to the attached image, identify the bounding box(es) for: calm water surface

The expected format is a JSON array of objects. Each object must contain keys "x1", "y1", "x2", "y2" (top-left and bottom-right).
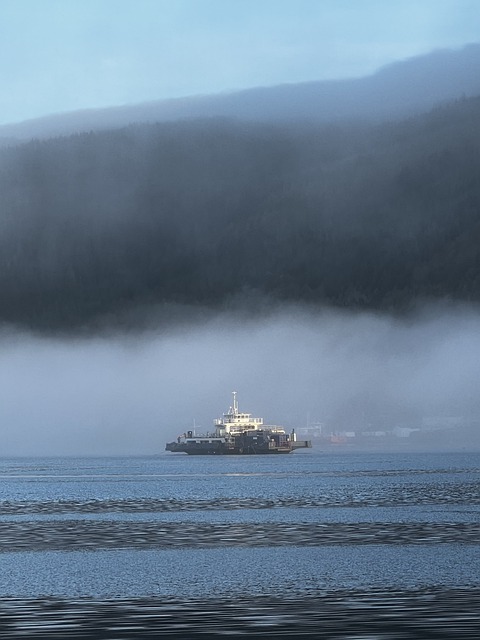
[{"x1": 0, "y1": 451, "x2": 479, "y2": 637}]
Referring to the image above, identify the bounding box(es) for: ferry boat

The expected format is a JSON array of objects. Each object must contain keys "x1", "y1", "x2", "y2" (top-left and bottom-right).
[{"x1": 165, "y1": 392, "x2": 312, "y2": 455}]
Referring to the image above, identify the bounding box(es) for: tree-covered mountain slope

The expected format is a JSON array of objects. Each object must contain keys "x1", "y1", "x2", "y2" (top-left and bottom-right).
[{"x1": 0, "y1": 95, "x2": 479, "y2": 331}]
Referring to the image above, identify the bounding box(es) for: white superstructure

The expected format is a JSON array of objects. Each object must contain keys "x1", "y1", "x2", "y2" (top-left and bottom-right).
[{"x1": 213, "y1": 391, "x2": 284, "y2": 436}]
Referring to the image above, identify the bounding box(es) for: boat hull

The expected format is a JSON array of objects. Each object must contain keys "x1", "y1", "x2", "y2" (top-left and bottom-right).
[
  {"x1": 165, "y1": 443, "x2": 292, "y2": 454},
  {"x1": 165, "y1": 437, "x2": 311, "y2": 455}
]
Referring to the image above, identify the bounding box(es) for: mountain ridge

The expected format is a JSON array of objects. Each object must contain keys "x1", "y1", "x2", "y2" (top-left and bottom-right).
[{"x1": 1, "y1": 43, "x2": 480, "y2": 145}]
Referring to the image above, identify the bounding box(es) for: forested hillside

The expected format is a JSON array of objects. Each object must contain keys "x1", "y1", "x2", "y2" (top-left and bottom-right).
[{"x1": 1, "y1": 96, "x2": 480, "y2": 331}]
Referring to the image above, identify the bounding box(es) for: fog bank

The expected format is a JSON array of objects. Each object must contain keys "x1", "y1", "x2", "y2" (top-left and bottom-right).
[{"x1": 1, "y1": 305, "x2": 479, "y2": 456}]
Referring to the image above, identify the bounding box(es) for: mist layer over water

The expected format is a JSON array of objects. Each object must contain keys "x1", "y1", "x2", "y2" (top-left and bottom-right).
[{"x1": 1, "y1": 304, "x2": 480, "y2": 456}]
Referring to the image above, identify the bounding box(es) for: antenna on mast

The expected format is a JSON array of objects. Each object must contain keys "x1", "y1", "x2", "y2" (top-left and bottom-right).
[{"x1": 232, "y1": 391, "x2": 238, "y2": 415}]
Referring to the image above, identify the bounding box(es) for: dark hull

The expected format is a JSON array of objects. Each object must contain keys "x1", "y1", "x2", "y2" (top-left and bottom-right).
[
  {"x1": 165, "y1": 439, "x2": 311, "y2": 455},
  {"x1": 178, "y1": 449, "x2": 292, "y2": 455}
]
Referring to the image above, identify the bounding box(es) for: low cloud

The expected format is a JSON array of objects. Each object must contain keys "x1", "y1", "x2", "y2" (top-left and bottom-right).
[{"x1": 1, "y1": 303, "x2": 479, "y2": 456}]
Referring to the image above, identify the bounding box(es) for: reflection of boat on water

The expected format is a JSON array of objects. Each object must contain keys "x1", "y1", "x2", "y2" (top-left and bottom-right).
[{"x1": 165, "y1": 392, "x2": 312, "y2": 455}]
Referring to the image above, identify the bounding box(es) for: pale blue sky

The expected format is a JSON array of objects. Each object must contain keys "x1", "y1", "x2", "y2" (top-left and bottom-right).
[{"x1": 0, "y1": 0, "x2": 479, "y2": 125}]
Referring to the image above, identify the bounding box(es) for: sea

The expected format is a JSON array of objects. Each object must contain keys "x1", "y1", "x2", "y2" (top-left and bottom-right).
[{"x1": 0, "y1": 450, "x2": 479, "y2": 639}]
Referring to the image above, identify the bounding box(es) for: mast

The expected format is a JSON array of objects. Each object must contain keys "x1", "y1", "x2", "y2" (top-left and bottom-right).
[{"x1": 232, "y1": 391, "x2": 238, "y2": 415}]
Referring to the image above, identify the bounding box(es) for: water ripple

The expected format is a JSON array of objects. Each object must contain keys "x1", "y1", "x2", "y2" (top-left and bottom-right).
[
  {"x1": 0, "y1": 588, "x2": 479, "y2": 638},
  {"x1": 0, "y1": 520, "x2": 479, "y2": 551},
  {"x1": 1, "y1": 481, "x2": 480, "y2": 516}
]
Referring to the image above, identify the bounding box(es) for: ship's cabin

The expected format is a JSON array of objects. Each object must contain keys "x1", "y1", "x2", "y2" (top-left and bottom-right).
[
  {"x1": 213, "y1": 392, "x2": 265, "y2": 434},
  {"x1": 213, "y1": 392, "x2": 291, "y2": 437},
  {"x1": 214, "y1": 412, "x2": 264, "y2": 435}
]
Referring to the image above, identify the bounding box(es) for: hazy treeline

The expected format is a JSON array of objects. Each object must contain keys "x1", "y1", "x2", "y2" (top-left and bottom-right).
[
  {"x1": 1, "y1": 44, "x2": 480, "y2": 144},
  {"x1": 1, "y1": 96, "x2": 479, "y2": 331}
]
